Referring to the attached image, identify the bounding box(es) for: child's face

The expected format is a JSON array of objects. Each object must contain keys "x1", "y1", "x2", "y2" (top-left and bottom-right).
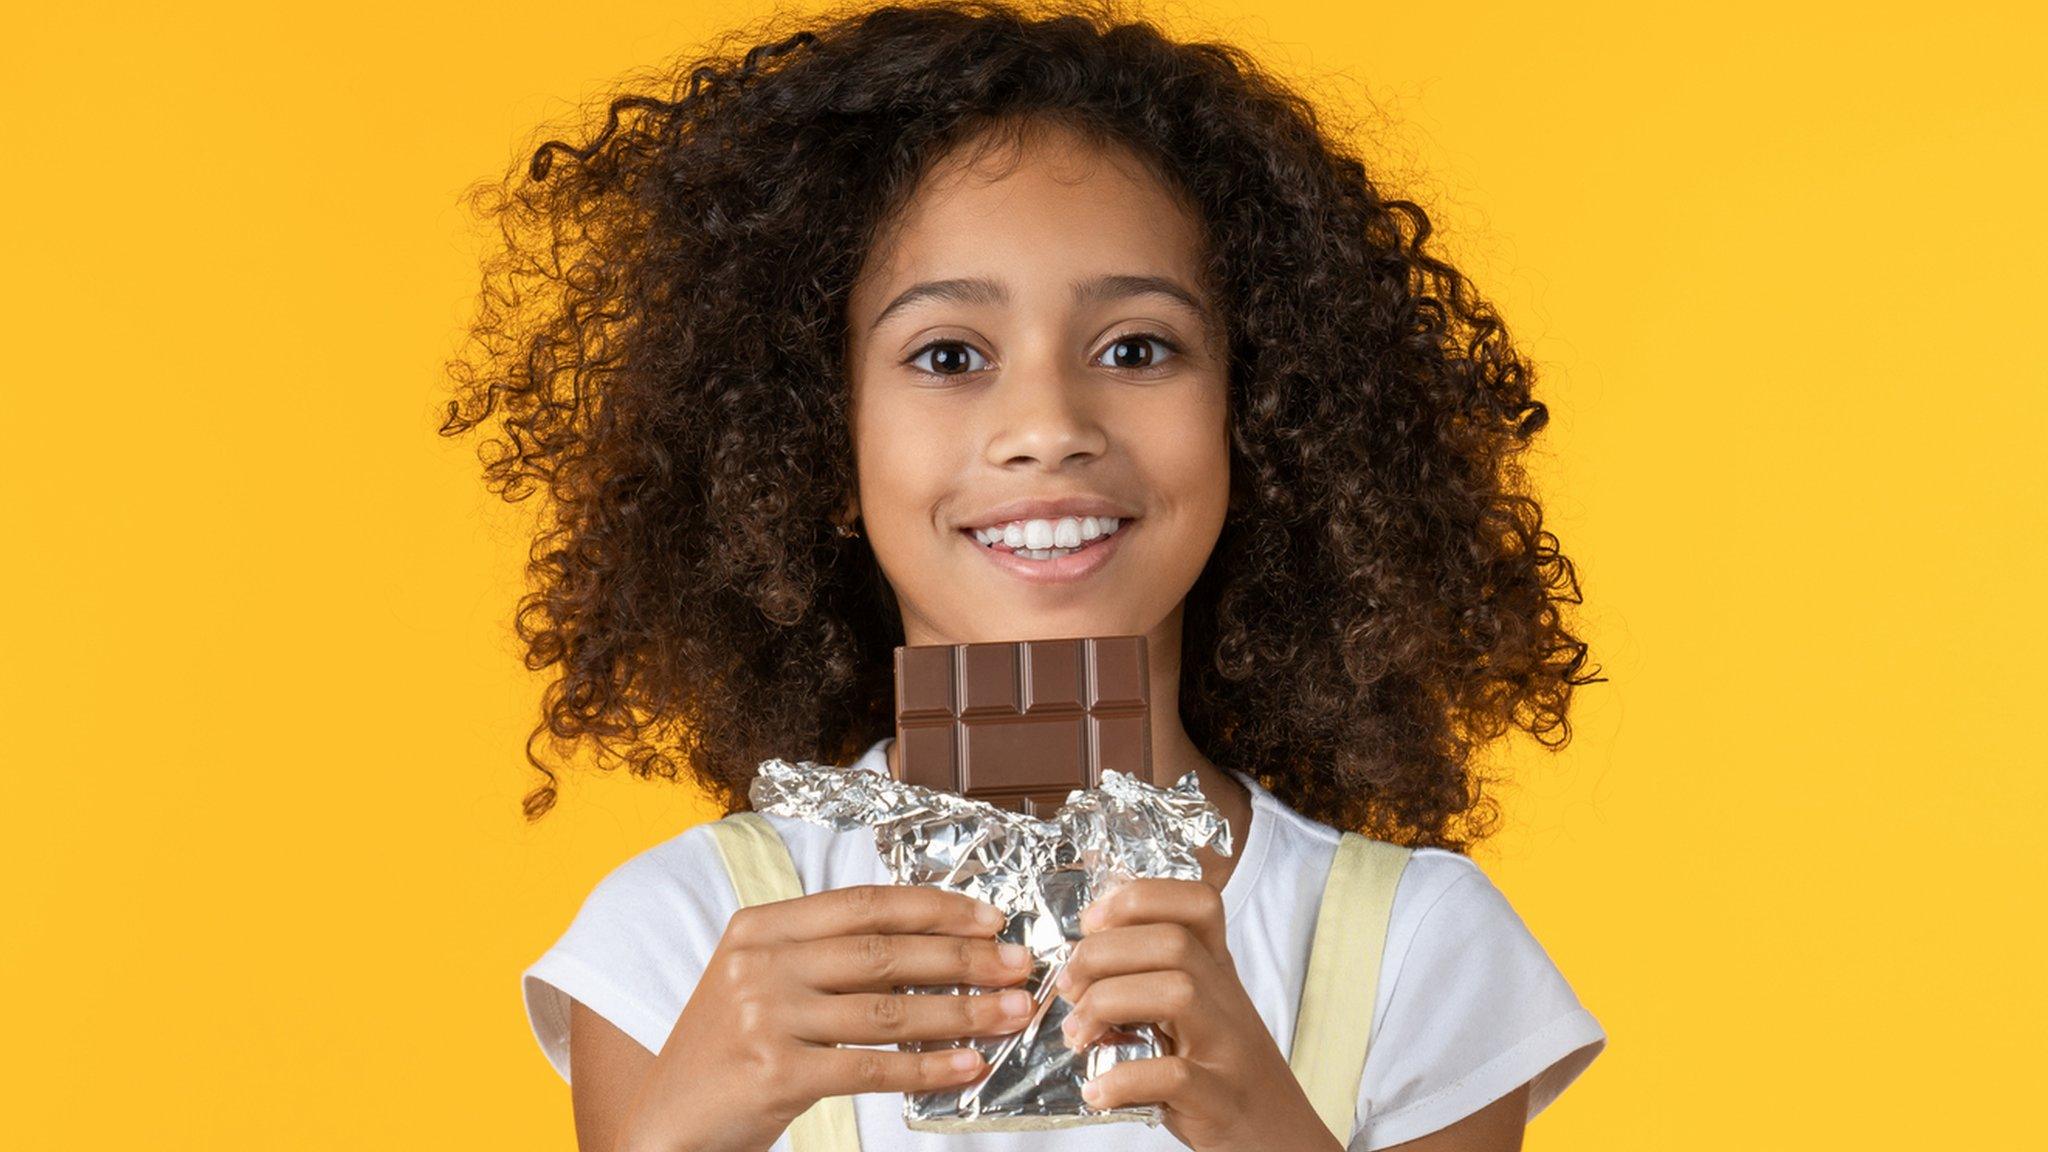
[{"x1": 844, "y1": 123, "x2": 1230, "y2": 646}]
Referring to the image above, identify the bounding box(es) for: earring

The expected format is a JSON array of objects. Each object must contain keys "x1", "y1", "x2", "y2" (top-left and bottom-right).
[{"x1": 834, "y1": 518, "x2": 861, "y2": 539}]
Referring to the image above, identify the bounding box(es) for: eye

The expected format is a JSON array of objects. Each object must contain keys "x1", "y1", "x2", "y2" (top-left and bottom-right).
[
  {"x1": 901, "y1": 332, "x2": 1185, "y2": 381},
  {"x1": 903, "y1": 339, "x2": 990, "y2": 378},
  {"x1": 1094, "y1": 332, "x2": 1182, "y2": 374}
]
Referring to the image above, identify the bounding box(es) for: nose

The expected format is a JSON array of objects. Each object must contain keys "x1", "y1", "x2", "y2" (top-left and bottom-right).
[{"x1": 983, "y1": 358, "x2": 1109, "y2": 470}]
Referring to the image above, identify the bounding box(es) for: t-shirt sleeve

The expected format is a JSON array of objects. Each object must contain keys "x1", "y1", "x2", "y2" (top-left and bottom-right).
[
  {"x1": 1345, "y1": 859, "x2": 1607, "y2": 1150},
  {"x1": 520, "y1": 827, "x2": 738, "y2": 1084}
]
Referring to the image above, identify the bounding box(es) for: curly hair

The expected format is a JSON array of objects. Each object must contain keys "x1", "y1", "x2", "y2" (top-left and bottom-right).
[{"x1": 439, "y1": 0, "x2": 1603, "y2": 851}]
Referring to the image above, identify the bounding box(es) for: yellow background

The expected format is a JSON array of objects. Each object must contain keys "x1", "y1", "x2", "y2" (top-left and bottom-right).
[{"x1": 5, "y1": 2, "x2": 2040, "y2": 1147}]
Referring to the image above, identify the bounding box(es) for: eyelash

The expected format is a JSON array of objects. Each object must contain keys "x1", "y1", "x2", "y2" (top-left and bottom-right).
[{"x1": 901, "y1": 332, "x2": 1184, "y2": 381}]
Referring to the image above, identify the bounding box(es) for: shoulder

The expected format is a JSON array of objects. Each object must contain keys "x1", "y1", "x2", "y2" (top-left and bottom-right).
[
  {"x1": 1348, "y1": 848, "x2": 1607, "y2": 1150},
  {"x1": 1382, "y1": 848, "x2": 1514, "y2": 962},
  {"x1": 1230, "y1": 780, "x2": 1605, "y2": 1150},
  {"x1": 1237, "y1": 781, "x2": 1566, "y2": 991},
  {"x1": 1229, "y1": 776, "x2": 1477, "y2": 940}
]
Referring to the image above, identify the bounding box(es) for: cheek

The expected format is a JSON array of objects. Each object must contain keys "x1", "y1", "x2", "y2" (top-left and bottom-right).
[
  {"x1": 1145, "y1": 392, "x2": 1232, "y2": 518},
  {"x1": 853, "y1": 389, "x2": 964, "y2": 536}
]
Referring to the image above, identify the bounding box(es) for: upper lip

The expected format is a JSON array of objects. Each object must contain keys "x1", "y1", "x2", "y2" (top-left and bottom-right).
[{"x1": 959, "y1": 496, "x2": 1140, "y2": 530}]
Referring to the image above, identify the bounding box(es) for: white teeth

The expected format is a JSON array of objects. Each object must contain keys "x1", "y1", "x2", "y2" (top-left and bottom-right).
[{"x1": 969, "y1": 514, "x2": 1126, "y2": 556}]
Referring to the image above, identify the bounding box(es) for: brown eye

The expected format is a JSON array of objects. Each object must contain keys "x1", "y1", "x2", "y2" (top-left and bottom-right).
[
  {"x1": 905, "y1": 340, "x2": 988, "y2": 377},
  {"x1": 1095, "y1": 333, "x2": 1180, "y2": 372}
]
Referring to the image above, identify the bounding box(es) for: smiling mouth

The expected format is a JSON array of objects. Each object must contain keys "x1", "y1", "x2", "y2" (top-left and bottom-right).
[{"x1": 961, "y1": 515, "x2": 1130, "y2": 561}]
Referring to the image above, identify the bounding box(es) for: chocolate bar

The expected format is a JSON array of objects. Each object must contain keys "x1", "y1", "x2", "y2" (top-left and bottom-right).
[{"x1": 892, "y1": 635, "x2": 1155, "y2": 815}]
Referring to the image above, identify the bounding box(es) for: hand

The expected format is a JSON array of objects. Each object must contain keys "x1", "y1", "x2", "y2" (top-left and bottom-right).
[
  {"x1": 1054, "y1": 878, "x2": 1343, "y2": 1152},
  {"x1": 616, "y1": 884, "x2": 1038, "y2": 1152}
]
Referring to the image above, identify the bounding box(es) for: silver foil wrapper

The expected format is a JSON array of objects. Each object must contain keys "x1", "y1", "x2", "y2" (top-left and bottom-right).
[{"x1": 749, "y1": 756, "x2": 1233, "y2": 1132}]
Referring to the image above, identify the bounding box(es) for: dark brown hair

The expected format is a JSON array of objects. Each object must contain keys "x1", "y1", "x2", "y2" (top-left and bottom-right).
[{"x1": 440, "y1": 0, "x2": 1603, "y2": 851}]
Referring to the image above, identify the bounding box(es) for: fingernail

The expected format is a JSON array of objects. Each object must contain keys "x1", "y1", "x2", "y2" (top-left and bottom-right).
[
  {"x1": 950, "y1": 1049, "x2": 982, "y2": 1071},
  {"x1": 1081, "y1": 1077, "x2": 1102, "y2": 1102},
  {"x1": 997, "y1": 942, "x2": 1030, "y2": 967},
  {"x1": 999, "y1": 990, "x2": 1032, "y2": 1016},
  {"x1": 976, "y1": 903, "x2": 1004, "y2": 929}
]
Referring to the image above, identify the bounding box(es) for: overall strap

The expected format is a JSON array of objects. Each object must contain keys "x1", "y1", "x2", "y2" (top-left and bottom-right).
[
  {"x1": 706, "y1": 812, "x2": 864, "y2": 1152},
  {"x1": 1288, "y1": 831, "x2": 1413, "y2": 1147}
]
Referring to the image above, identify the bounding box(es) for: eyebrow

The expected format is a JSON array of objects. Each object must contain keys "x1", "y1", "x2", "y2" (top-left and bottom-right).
[{"x1": 866, "y1": 273, "x2": 1213, "y2": 335}]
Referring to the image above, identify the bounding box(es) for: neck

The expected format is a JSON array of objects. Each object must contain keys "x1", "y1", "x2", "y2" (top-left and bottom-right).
[{"x1": 1143, "y1": 607, "x2": 1249, "y2": 892}]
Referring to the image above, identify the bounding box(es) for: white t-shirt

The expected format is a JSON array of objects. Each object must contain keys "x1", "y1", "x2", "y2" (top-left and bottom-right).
[{"x1": 522, "y1": 737, "x2": 1606, "y2": 1150}]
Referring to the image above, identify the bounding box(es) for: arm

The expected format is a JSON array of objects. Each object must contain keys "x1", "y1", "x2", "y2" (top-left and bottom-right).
[
  {"x1": 1378, "y1": 1081, "x2": 1529, "y2": 1152},
  {"x1": 567, "y1": 998, "x2": 657, "y2": 1152}
]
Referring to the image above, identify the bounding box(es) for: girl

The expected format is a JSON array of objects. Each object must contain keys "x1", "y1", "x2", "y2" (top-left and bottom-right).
[{"x1": 442, "y1": 2, "x2": 1608, "y2": 1149}]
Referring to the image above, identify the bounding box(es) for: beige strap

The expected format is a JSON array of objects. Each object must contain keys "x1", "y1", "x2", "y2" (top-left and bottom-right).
[
  {"x1": 1289, "y1": 831, "x2": 1413, "y2": 1146},
  {"x1": 706, "y1": 812, "x2": 863, "y2": 1152}
]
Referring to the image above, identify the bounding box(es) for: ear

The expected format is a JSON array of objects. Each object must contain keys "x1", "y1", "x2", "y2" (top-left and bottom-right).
[{"x1": 831, "y1": 495, "x2": 862, "y2": 535}]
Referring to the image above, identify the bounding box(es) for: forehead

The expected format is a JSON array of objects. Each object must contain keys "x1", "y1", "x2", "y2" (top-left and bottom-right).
[{"x1": 850, "y1": 123, "x2": 1208, "y2": 316}]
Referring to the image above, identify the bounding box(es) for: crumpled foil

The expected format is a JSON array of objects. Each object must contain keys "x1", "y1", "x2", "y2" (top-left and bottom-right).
[{"x1": 749, "y1": 755, "x2": 1233, "y2": 1132}]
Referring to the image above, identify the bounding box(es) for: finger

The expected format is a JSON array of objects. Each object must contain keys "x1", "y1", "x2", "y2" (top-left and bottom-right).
[
  {"x1": 1080, "y1": 1054, "x2": 1208, "y2": 1113},
  {"x1": 789, "y1": 933, "x2": 1036, "y2": 992},
  {"x1": 1052, "y1": 923, "x2": 1210, "y2": 1003},
  {"x1": 1060, "y1": 970, "x2": 1203, "y2": 1051},
  {"x1": 728, "y1": 884, "x2": 1005, "y2": 944},
  {"x1": 1079, "y1": 879, "x2": 1227, "y2": 959},
  {"x1": 795, "y1": 987, "x2": 1044, "y2": 1045},
  {"x1": 803, "y1": 1043, "x2": 990, "y2": 1098}
]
